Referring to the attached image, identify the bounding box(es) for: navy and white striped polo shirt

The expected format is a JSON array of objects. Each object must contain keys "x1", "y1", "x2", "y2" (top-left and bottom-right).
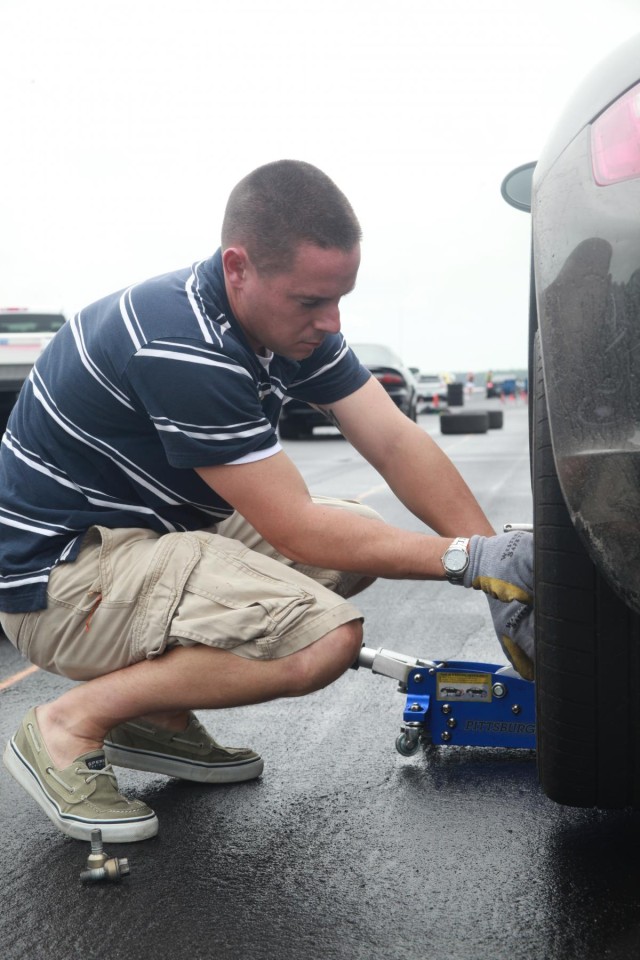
[{"x1": 0, "y1": 249, "x2": 369, "y2": 612}]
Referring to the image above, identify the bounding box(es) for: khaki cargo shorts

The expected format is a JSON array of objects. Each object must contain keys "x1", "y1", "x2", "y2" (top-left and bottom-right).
[{"x1": 0, "y1": 497, "x2": 379, "y2": 681}]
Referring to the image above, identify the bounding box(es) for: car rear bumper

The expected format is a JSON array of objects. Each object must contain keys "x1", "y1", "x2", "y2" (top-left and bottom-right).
[
  {"x1": 386, "y1": 388, "x2": 412, "y2": 411},
  {"x1": 279, "y1": 402, "x2": 330, "y2": 429}
]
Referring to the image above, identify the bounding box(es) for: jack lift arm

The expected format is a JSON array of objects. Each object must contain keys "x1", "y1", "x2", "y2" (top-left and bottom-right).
[{"x1": 355, "y1": 646, "x2": 535, "y2": 755}]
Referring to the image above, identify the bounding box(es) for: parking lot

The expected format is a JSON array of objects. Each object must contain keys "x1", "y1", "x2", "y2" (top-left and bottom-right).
[{"x1": 2, "y1": 397, "x2": 639, "y2": 960}]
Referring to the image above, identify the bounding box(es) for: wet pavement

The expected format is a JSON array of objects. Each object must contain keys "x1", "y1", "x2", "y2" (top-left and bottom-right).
[{"x1": 1, "y1": 399, "x2": 639, "y2": 960}]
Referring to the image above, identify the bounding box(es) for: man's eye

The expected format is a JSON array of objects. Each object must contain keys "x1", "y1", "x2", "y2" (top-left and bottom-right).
[{"x1": 300, "y1": 299, "x2": 321, "y2": 308}]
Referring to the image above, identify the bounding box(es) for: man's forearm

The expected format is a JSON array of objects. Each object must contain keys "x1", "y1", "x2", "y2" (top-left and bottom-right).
[
  {"x1": 331, "y1": 383, "x2": 494, "y2": 538},
  {"x1": 380, "y1": 428, "x2": 495, "y2": 537},
  {"x1": 272, "y1": 500, "x2": 455, "y2": 580}
]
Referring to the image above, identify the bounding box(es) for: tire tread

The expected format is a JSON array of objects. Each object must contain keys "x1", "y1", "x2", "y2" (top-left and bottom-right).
[{"x1": 533, "y1": 333, "x2": 640, "y2": 809}]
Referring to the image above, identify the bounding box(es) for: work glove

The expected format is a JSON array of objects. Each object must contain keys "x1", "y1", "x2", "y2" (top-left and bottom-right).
[{"x1": 463, "y1": 531, "x2": 534, "y2": 681}]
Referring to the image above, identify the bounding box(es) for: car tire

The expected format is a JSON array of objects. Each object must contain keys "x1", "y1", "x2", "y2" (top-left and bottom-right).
[
  {"x1": 440, "y1": 412, "x2": 489, "y2": 435},
  {"x1": 533, "y1": 333, "x2": 640, "y2": 810}
]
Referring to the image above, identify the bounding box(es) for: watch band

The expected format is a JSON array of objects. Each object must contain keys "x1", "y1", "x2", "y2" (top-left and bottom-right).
[{"x1": 441, "y1": 537, "x2": 470, "y2": 582}]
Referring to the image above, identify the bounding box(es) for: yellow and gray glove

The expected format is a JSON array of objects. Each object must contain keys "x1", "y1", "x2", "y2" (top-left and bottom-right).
[{"x1": 462, "y1": 531, "x2": 534, "y2": 680}]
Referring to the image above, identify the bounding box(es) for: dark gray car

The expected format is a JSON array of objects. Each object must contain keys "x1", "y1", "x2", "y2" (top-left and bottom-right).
[{"x1": 502, "y1": 34, "x2": 640, "y2": 811}]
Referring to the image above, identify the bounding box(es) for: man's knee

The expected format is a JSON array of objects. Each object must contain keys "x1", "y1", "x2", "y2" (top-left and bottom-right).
[{"x1": 281, "y1": 619, "x2": 363, "y2": 697}]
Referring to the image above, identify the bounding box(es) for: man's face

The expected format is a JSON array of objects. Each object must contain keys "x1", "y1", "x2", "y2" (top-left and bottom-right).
[{"x1": 223, "y1": 242, "x2": 360, "y2": 360}]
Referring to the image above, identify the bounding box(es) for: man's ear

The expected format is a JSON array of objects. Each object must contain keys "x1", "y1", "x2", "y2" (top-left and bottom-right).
[{"x1": 222, "y1": 247, "x2": 249, "y2": 288}]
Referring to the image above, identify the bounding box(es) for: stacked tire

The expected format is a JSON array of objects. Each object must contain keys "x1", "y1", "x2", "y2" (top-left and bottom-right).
[
  {"x1": 446, "y1": 382, "x2": 464, "y2": 407},
  {"x1": 439, "y1": 410, "x2": 503, "y2": 434}
]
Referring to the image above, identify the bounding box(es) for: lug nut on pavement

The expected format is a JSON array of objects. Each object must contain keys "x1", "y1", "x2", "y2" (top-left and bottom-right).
[{"x1": 80, "y1": 829, "x2": 130, "y2": 884}]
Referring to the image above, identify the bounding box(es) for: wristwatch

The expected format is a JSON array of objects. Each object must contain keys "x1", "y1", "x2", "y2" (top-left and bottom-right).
[{"x1": 441, "y1": 537, "x2": 470, "y2": 582}]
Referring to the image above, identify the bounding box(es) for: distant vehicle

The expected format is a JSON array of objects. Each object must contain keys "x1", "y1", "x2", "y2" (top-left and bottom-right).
[
  {"x1": 501, "y1": 33, "x2": 640, "y2": 810},
  {"x1": 350, "y1": 343, "x2": 419, "y2": 419},
  {"x1": 0, "y1": 307, "x2": 67, "y2": 426},
  {"x1": 278, "y1": 342, "x2": 419, "y2": 439},
  {"x1": 415, "y1": 372, "x2": 448, "y2": 405},
  {"x1": 485, "y1": 374, "x2": 521, "y2": 399}
]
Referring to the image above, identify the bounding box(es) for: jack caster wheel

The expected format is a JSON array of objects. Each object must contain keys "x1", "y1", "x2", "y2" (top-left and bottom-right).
[{"x1": 396, "y1": 732, "x2": 420, "y2": 756}]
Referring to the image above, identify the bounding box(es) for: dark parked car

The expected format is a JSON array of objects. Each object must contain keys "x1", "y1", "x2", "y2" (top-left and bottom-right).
[
  {"x1": 501, "y1": 33, "x2": 640, "y2": 810},
  {"x1": 278, "y1": 395, "x2": 336, "y2": 440},
  {"x1": 350, "y1": 343, "x2": 419, "y2": 420},
  {"x1": 278, "y1": 342, "x2": 418, "y2": 439}
]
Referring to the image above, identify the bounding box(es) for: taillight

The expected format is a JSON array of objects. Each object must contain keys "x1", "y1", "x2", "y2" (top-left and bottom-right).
[
  {"x1": 591, "y1": 81, "x2": 640, "y2": 186},
  {"x1": 375, "y1": 373, "x2": 404, "y2": 385}
]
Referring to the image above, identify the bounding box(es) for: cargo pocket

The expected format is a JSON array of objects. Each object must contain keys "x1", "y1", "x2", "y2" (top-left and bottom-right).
[
  {"x1": 172, "y1": 536, "x2": 316, "y2": 658},
  {"x1": 125, "y1": 530, "x2": 202, "y2": 661},
  {"x1": 80, "y1": 526, "x2": 203, "y2": 668}
]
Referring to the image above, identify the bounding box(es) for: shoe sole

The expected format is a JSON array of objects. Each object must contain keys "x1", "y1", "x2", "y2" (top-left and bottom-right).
[
  {"x1": 103, "y1": 741, "x2": 264, "y2": 783},
  {"x1": 3, "y1": 739, "x2": 159, "y2": 843}
]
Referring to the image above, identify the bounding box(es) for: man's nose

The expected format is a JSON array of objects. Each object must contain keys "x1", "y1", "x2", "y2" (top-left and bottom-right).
[{"x1": 314, "y1": 303, "x2": 341, "y2": 334}]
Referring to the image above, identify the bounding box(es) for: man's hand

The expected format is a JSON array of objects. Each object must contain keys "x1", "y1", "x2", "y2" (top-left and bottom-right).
[
  {"x1": 462, "y1": 530, "x2": 533, "y2": 602},
  {"x1": 484, "y1": 595, "x2": 534, "y2": 681},
  {"x1": 463, "y1": 531, "x2": 535, "y2": 680}
]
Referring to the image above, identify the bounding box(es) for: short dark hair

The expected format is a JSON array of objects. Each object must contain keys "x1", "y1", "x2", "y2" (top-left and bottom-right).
[{"x1": 221, "y1": 160, "x2": 362, "y2": 275}]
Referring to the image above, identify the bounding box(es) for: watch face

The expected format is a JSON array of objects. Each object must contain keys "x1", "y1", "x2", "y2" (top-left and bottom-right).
[{"x1": 446, "y1": 549, "x2": 468, "y2": 573}]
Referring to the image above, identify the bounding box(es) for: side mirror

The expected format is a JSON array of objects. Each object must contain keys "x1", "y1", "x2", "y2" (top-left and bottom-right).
[{"x1": 500, "y1": 161, "x2": 536, "y2": 212}]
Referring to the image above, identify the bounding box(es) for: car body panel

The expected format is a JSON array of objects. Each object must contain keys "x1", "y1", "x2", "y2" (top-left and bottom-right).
[
  {"x1": 535, "y1": 33, "x2": 640, "y2": 188},
  {"x1": 531, "y1": 39, "x2": 640, "y2": 614}
]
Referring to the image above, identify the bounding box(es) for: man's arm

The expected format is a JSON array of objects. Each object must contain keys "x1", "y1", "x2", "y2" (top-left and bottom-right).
[
  {"x1": 318, "y1": 377, "x2": 495, "y2": 538},
  {"x1": 197, "y1": 448, "x2": 453, "y2": 580},
  {"x1": 195, "y1": 379, "x2": 491, "y2": 581}
]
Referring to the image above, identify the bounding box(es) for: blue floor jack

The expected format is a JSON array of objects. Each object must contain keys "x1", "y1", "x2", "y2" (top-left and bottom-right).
[
  {"x1": 355, "y1": 521, "x2": 537, "y2": 756},
  {"x1": 356, "y1": 647, "x2": 536, "y2": 755}
]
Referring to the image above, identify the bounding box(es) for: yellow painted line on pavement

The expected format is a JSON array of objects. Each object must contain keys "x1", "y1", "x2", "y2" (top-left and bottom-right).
[{"x1": 0, "y1": 663, "x2": 39, "y2": 691}]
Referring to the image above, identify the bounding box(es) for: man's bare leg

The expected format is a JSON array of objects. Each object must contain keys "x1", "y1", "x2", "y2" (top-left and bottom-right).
[{"x1": 36, "y1": 619, "x2": 363, "y2": 768}]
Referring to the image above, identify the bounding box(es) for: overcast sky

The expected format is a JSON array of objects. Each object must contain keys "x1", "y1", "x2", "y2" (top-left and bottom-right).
[{"x1": 1, "y1": 0, "x2": 639, "y2": 373}]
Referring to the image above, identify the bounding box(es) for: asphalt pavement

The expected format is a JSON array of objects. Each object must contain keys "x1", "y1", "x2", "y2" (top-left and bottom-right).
[{"x1": 1, "y1": 395, "x2": 639, "y2": 960}]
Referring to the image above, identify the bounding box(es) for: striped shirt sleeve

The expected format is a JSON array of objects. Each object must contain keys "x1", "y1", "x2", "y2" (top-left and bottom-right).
[{"x1": 122, "y1": 338, "x2": 279, "y2": 467}]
